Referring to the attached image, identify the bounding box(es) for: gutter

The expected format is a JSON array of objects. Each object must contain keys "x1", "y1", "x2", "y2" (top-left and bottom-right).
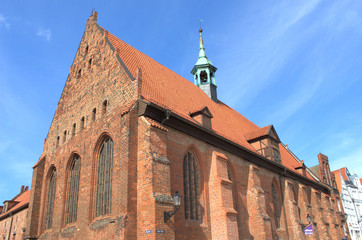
[{"x1": 7, "y1": 213, "x2": 13, "y2": 240}]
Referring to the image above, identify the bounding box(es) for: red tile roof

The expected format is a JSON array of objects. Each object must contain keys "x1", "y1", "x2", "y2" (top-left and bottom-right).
[
  {"x1": 0, "y1": 190, "x2": 30, "y2": 219},
  {"x1": 340, "y1": 167, "x2": 349, "y2": 181},
  {"x1": 244, "y1": 125, "x2": 272, "y2": 141},
  {"x1": 105, "y1": 29, "x2": 260, "y2": 152},
  {"x1": 101, "y1": 25, "x2": 322, "y2": 183},
  {"x1": 279, "y1": 144, "x2": 315, "y2": 181},
  {"x1": 360, "y1": 178, "x2": 362, "y2": 185}
]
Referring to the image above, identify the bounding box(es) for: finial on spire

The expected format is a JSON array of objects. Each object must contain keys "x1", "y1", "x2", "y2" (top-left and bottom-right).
[
  {"x1": 89, "y1": 9, "x2": 97, "y2": 21},
  {"x1": 191, "y1": 21, "x2": 218, "y2": 102}
]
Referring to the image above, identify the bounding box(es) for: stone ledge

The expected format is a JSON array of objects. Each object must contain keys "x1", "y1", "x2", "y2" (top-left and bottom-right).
[
  {"x1": 152, "y1": 153, "x2": 170, "y2": 165},
  {"x1": 89, "y1": 217, "x2": 111, "y2": 231},
  {"x1": 153, "y1": 192, "x2": 173, "y2": 204},
  {"x1": 60, "y1": 226, "x2": 76, "y2": 238}
]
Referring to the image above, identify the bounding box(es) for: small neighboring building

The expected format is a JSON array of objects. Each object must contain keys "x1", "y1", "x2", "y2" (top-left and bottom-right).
[
  {"x1": 0, "y1": 186, "x2": 30, "y2": 240},
  {"x1": 333, "y1": 168, "x2": 362, "y2": 240}
]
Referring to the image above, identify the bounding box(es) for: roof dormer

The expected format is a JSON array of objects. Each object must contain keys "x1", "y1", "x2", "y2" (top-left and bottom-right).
[
  {"x1": 245, "y1": 125, "x2": 281, "y2": 162},
  {"x1": 190, "y1": 106, "x2": 213, "y2": 129}
]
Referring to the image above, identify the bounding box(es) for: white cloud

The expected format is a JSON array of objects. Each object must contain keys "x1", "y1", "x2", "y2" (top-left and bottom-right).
[
  {"x1": 37, "y1": 28, "x2": 52, "y2": 41},
  {"x1": 0, "y1": 13, "x2": 11, "y2": 29}
]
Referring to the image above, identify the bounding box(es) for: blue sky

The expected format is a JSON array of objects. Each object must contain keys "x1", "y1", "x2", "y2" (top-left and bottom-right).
[{"x1": 1, "y1": 0, "x2": 362, "y2": 201}]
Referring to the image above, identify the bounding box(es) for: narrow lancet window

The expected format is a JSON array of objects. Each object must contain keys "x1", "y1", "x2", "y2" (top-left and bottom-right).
[
  {"x1": 66, "y1": 155, "x2": 81, "y2": 224},
  {"x1": 95, "y1": 137, "x2": 113, "y2": 217},
  {"x1": 72, "y1": 123, "x2": 76, "y2": 136},
  {"x1": 272, "y1": 183, "x2": 281, "y2": 228},
  {"x1": 81, "y1": 116, "x2": 85, "y2": 130},
  {"x1": 183, "y1": 151, "x2": 200, "y2": 220},
  {"x1": 92, "y1": 108, "x2": 96, "y2": 121},
  {"x1": 102, "y1": 100, "x2": 108, "y2": 115},
  {"x1": 45, "y1": 168, "x2": 57, "y2": 229}
]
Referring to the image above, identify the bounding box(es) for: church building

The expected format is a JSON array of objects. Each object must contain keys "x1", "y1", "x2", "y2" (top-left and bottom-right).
[{"x1": 24, "y1": 12, "x2": 348, "y2": 240}]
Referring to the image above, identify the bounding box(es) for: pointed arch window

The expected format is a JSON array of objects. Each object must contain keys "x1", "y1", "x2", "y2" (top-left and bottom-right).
[
  {"x1": 183, "y1": 151, "x2": 200, "y2": 220},
  {"x1": 272, "y1": 183, "x2": 281, "y2": 228},
  {"x1": 45, "y1": 168, "x2": 57, "y2": 229},
  {"x1": 95, "y1": 137, "x2": 113, "y2": 217},
  {"x1": 65, "y1": 155, "x2": 81, "y2": 224}
]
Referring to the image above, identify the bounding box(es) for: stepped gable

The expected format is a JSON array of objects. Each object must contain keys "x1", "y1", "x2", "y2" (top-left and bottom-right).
[
  {"x1": 105, "y1": 29, "x2": 259, "y2": 152},
  {"x1": 0, "y1": 189, "x2": 30, "y2": 218},
  {"x1": 332, "y1": 169, "x2": 343, "y2": 193}
]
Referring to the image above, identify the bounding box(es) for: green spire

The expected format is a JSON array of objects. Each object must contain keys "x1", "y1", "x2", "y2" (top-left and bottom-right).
[
  {"x1": 196, "y1": 29, "x2": 213, "y2": 66},
  {"x1": 191, "y1": 26, "x2": 218, "y2": 102}
]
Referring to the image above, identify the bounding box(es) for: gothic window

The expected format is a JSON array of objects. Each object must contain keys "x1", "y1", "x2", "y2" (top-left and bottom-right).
[
  {"x1": 200, "y1": 70, "x2": 208, "y2": 83},
  {"x1": 102, "y1": 100, "x2": 108, "y2": 115},
  {"x1": 88, "y1": 58, "x2": 92, "y2": 68},
  {"x1": 81, "y1": 116, "x2": 85, "y2": 130},
  {"x1": 183, "y1": 151, "x2": 200, "y2": 220},
  {"x1": 92, "y1": 108, "x2": 96, "y2": 121},
  {"x1": 85, "y1": 45, "x2": 89, "y2": 55},
  {"x1": 45, "y1": 168, "x2": 56, "y2": 230},
  {"x1": 72, "y1": 123, "x2": 76, "y2": 136},
  {"x1": 77, "y1": 69, "x2": 81, "y2": 79},
  {"x1": 65, "y1": 155, "x2": 81, "y2": 224},
  {"x1": 272, "y1": 183, "x2": 281, "y2": 228},
  {"x1": 95, "y1": 137, "x2": 113, "y2": 217}
]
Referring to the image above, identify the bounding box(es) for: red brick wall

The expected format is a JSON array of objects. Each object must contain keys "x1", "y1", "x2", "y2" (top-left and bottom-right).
[
  {"x1": 25, "y1": 13, "x2": 347, "y2": 240},
  {"x1": 26, "y1": 15, "x2": 137, "y2": 240},
  {"x1": 0, "y1": 208, "x2": 28, "y2": 240}
]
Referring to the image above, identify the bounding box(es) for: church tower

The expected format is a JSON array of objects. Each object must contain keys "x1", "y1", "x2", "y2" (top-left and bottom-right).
[{"x1": 191, "y1": 28, "x2": 218, "y2": 102}]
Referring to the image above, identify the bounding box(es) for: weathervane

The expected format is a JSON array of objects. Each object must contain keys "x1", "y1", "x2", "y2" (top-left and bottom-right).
[
  {"x1": 199, "y1": 19, "x2": 203, "y2": 31},
  {"x1": 91, "y1": 8, "x2": 95, "y2": 16}
]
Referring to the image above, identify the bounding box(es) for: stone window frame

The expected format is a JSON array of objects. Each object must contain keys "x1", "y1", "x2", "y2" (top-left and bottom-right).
[
  {"x1": 65, "y1": 154, "x2": 81, "y2": 225},
  {"x1": 44, "y1": 166, "x2": 57, "y2": 230},
  {"x1": 94, "y1": 136, "x2": 113, "y2": 217}
]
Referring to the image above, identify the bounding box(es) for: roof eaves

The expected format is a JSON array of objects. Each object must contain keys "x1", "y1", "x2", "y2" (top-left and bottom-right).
[{"x1": 280, "y1": 143, "x2": 320, "y2": 182}]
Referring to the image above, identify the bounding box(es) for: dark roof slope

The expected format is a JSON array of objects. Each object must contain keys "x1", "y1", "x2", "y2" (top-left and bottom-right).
[{"x1": 0, "y1": 190, "x2": 30, "y2": 219}]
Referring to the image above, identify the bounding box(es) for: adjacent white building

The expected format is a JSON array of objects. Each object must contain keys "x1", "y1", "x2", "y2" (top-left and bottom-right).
[{"x1": 333, "y1": 167, "x2": 362, "y2": 240}]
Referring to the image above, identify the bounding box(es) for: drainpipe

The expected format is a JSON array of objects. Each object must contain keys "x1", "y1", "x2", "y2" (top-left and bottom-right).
[
  {"x1": 7, "y1": 212, "x2": 13, "y2": 240},
  {"x1": 161, "y1": 109, "x2": 171, "y2": 124}
]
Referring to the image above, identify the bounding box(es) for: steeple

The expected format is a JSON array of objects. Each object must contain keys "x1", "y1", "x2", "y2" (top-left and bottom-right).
[{"x1": 191, "y1": 28, "x2": 218, "y2": 102}]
